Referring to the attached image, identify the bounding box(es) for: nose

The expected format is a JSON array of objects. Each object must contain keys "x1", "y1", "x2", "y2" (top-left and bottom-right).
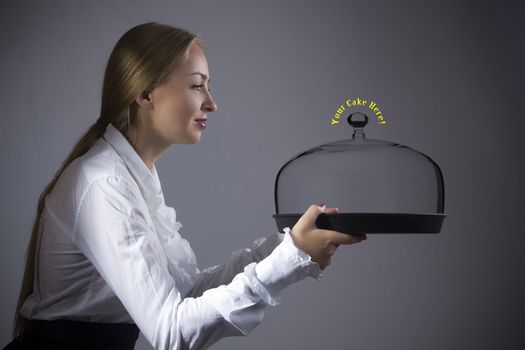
[{"x1": 203, "y1": 90, "x2": 218, "y2": 113}]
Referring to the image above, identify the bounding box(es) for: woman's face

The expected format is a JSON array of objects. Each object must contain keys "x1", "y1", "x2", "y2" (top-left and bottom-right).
[{"x1": 139, "y1": 43, "x2": 217, "y2": 145}]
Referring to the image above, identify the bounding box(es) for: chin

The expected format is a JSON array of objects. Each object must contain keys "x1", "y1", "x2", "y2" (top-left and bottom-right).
[
  {"x1": 187, "y1": 133, "x2": 202, "y2": 144},
  {"x1": 171, "y1": 132, "x2": 201, "y2": 144},
  {"x1": 192, "y1": 131, "x2": 202, "y2": 142}
]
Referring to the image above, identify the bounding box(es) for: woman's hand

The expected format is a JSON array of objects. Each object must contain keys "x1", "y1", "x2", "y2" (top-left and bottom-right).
[{"x1": 288, "y1": 204, "x2": 367, "y2": 270}]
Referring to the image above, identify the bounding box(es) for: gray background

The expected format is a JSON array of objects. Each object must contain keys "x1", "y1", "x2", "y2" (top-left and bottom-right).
[{"x1": 1, "y1": 0, "x2": 524, "y2": 349}]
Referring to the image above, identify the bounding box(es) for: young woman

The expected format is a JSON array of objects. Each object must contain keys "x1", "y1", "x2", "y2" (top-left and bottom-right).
[{"x1": 4, "y1": 22, "x2": 366, "y2": 350}]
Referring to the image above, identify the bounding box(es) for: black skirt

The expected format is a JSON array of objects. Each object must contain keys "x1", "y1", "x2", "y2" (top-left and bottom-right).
[{"x1": 3, "y1": 318, "x2": 140, "y2": 350}]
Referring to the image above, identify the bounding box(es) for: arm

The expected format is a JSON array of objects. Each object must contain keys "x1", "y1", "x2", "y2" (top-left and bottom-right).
[
  {"x1": 185, "y1": 231, "x2": 286, "y2": 298},
  {"x1": 74, "y1": 176, "x2": 321, "y2": 350}
]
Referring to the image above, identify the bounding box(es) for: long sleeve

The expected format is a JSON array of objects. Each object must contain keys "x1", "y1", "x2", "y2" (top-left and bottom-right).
[
  {"x1": 185, "y1": 231, "x2": 286, "y2": 298},
  {"x1": 73, "y1": 175, "x2": 322, "y2": 350}
]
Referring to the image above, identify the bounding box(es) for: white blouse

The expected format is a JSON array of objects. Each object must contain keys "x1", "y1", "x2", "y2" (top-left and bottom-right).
[{"x1": 20, "y1": 123, "x2": 322, "y2": 349}]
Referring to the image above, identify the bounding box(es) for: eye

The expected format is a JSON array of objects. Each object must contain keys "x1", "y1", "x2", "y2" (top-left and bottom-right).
[{"x1": 192, "y1": 84, "x2": 211, "y2": 92}]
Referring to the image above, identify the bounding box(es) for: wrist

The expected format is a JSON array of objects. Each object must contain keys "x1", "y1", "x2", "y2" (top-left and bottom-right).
[{"x1": 254, "y1": 227, "x2": 322, "y2": 291}]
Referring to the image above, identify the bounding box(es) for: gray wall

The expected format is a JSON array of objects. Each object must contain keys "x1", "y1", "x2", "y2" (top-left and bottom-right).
[{"x1": 1, "y1": 0, "x2": 523, "y2": 349}]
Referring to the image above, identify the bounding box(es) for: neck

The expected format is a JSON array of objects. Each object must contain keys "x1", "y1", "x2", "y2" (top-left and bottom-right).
[{"x1": 130, "y1": 125, "x2": 170, "y2": 172}]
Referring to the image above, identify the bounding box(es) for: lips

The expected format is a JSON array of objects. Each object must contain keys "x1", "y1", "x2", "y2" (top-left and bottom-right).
[{"x1": 194, "y1": 118, "x2": 208, "y2": 129}]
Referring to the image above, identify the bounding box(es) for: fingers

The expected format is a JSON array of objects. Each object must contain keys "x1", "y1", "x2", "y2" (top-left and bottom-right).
[
  {"x1": 327, "y1": 243, "x2": 339, "y2": 256},
  {"x1": 327, "y1": 230, "x2": 367, "y2": 245},
  {"x1": 314, "y1": 203, "x2": 339, "y2": 214},
  {"x1": 323, "y1": 207, "x2": 339, "y2": 214}
]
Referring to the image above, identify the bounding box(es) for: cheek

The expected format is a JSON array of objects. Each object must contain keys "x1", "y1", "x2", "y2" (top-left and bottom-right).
[{"x1": 165, "y1": 94, "x2": 199, "y2": 121}]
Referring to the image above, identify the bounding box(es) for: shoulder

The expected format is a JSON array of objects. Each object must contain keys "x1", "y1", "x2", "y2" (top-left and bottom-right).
[
  {"x1": 45, "y1": 137, "x2": 142, "y2": 227},
  {"x1": 59, "y1": 137, "x2": 138, "y2": 194}
]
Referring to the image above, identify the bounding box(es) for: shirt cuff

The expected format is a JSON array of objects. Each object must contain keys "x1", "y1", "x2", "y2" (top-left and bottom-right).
[
  {"x1": 281, "y1": 227, "x2": 323, "y2": 281},
  {"x1": 250, "y1": 231, "x2": 286, "y2": 262},
  {"x1": 244, "y1": 227, "x2": 323, "y2": 306}
]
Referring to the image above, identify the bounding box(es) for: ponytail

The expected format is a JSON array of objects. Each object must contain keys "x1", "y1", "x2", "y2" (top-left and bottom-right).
[{"x1": 13, "y1": 120, "x2": 109, "y2": 337}]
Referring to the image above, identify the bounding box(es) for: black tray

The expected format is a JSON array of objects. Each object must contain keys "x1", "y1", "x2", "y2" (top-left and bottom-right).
[{"x1": 273, "y1": 212, "x2": 446, "y2": 234}]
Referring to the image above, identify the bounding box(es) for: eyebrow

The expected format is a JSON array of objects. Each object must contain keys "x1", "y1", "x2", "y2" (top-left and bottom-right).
[{"x1": 188, "y1": 72, "x2": 211, "y2": 83}]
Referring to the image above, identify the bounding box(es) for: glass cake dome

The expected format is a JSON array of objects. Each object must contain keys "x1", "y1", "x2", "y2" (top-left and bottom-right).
[{"x1": 272, "y1": 112, "x2": 446, "y2": 234}]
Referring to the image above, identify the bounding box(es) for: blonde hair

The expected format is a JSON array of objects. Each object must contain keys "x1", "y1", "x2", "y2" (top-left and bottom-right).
[{"x1": 12, "y1": 21, "x2": 205, "y2": 338}]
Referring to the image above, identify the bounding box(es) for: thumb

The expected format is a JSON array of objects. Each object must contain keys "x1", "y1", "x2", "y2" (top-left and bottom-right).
[
  {"x1": 297, "y1": 203, "x2": 327, "y2": 230},
  {"x1": 328, "y1": 231, "x2": 367, "y2": 245}
]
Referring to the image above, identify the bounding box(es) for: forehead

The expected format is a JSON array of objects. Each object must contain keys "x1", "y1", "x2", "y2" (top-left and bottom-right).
[
  {"x1": 180, "y1": 44, "x2": 210, "y2": 78},
  {"x1": 159, "y1": 44, "x2": 210, "y2": 86}
]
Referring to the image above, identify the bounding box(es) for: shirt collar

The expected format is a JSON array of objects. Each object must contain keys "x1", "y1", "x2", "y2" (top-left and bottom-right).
[{"x1": 102, "y1": 123, "x2": 164, "y2": 209}]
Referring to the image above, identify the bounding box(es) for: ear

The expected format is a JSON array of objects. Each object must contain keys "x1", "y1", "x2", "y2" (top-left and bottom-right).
[{"x1": 135, "y1": 90, "x2": 152, "y2": 108}]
